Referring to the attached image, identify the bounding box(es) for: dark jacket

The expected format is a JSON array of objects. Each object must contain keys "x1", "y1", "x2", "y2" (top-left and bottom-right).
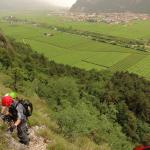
[{"x1": 9, "y1": 101, "x2": 26, "y2": 121}]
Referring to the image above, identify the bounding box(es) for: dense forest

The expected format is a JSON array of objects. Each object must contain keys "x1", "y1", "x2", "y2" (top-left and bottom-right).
[{"x1": 0, "y1": 32, "x2": 150, "y2": 150}]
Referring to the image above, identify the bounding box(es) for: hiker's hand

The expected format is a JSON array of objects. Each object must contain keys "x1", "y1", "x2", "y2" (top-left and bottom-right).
[
  {"x1": 0, "y1": 113, "x2": 5, "y2": 121},
  {"x1": 8, "y1": 124, "x2": 17, "y2": 132}
]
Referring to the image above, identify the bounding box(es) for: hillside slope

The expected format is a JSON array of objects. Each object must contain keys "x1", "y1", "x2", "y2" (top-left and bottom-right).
[
  {"x1": 0, "y1": 75, "x2": 103, "y2": 150},
  {"x1": 71, "y1": 0, "x2": 150, "y2": 13}
]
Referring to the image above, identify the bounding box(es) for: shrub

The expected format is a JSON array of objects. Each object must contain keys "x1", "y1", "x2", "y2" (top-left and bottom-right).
[{"x1": 56, "y1": 103, "x2": 99, "y2": 137}]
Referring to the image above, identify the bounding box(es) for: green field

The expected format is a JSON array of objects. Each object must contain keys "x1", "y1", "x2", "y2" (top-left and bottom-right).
[
  {"x1": 128, "y1": 55, "x2": 150, "y2": 78},
  {"x1": 14, "y1": 13, "x2": 150, "y2": 40},
  {"x1": 0, "y1": 14, "x2": 150, "y2": 79},
  {"x1": 1, "y1": 11, "x2": 150, "y2": 39}
]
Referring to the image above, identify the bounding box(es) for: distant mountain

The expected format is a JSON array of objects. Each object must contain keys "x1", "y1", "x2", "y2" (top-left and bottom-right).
[
  {"x1": 0, "y1": 0, "x2": 52, "y2": 10},
  {"x1": 71, "y1": 0, "x2": 150, "y2": 13}
]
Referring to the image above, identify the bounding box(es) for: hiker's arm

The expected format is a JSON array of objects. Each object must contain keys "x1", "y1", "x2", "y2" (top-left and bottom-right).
[
  {"x1": 14, "y1": 119, "x2": 21, "y2": 126},
  {"x1": 1, "y1": 106, "x2": 7, "y2": 114},
  {"x1": 15, "y1": 104, "x2": 24, "y2": 126},
  {"x1": 0, "y1": 107, "x2": 9, "y2": 120}
]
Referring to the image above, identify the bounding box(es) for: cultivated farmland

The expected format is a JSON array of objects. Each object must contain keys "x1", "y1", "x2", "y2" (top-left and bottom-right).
[{"x1": 0, "y1": 14, "x2": 149, "y2": 79}]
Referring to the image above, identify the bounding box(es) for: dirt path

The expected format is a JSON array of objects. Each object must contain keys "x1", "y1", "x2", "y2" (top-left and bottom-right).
[{"x1": 7, "y1": 126, "x2": 50, "y2": 150}]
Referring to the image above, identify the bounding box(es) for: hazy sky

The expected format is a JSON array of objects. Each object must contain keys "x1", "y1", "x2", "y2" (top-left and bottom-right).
[{"x1": 46, "y1": 0, "x2": 77, "y2": 7}]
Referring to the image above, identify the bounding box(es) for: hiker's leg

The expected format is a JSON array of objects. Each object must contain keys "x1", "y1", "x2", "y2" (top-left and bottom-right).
[
  {"x1": 26, "y1": 121, "x2": 30, "y2": 135},
  {"x1": 17, "y1": 121, "x2": 29, "y2": 145},
  {"x1": 25, "y1": 122, "x2": 29, "y2": 135}
]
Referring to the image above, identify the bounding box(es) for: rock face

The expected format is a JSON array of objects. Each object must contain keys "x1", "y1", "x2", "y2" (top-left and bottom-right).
[{"x1": 71, "y1": 0, "x2": 150, "y2": 13}]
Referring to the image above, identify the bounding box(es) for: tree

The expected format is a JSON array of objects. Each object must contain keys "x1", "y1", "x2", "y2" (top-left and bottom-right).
[
  {"x1": 10, "y1": 67, "x2": 26, "y2": 91},
  {"x1": 0, "y1": 49, "x2": 12, "y2": 69},
  {"x1": 37, "y1": 77, "x2": 80, "y2": 110}
]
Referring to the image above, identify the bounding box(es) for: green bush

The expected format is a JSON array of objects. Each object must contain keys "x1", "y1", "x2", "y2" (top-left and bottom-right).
[
  {"x1": 37, "y1": 77, "x2": 80, "y2": 110},
  {"x1": 56, "y1": 103, "x2": 99, "y2": 137}
]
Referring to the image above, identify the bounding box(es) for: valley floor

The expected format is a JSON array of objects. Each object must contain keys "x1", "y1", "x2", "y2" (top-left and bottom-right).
[{"x1": 0, "y1": 12, "x2": 149, "y2": 79}]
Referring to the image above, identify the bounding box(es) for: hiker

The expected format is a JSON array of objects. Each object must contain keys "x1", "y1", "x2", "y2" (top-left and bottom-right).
[{"x1": 0, "y1": 94, "x2": 30, "y2": 145}]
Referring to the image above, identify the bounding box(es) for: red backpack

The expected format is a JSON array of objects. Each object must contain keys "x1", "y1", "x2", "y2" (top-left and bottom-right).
[{"x1": 134, "y1": 146, "x2": 150, "y2": 150}]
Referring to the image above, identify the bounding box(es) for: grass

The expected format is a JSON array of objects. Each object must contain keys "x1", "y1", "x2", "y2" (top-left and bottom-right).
[
  {"x1": 0, "y1": 73, "x2": 110, "y2": 150},
  {"x1": 74, "y1": 61, "x2": 105, "y2": 71},
  {"x1": 0, "y1": 118, "x2": 9, "y2": 150},
  {"x1": 12, "y1": 12, "x2": 150, "y2": 40},
  {"x1": 37, "y1": 128, "x2": 106, "y2": 150},
  {"x1": 111, "y1": 53, "x2": 147, "y2": 71},
  {"x1": 84, "y1": 52, "x2": 130, "y2": 67},
  {"x1": 71, "y1": 40, "x2": 139, "y2": 53},
  {"x1": 26, "y1": 40, "x2": 69, "y2": 59},
  {"x1": 128, "y1": 55, "x2": 150, "y2": 79}
]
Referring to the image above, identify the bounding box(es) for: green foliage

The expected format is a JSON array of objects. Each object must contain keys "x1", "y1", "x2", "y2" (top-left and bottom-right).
[
  {"x1": 0, "y1": 123, "x2": 9, "y2": 150},
  {"x1": 141, "y1": 134, "x2": 150, "y2": 145},
  {"x1": 109, "y1": 72, "x2": 150, "y2": 121},
  {"x1": 0, "y1": 48, "x2": 12, "y2": 69},
  {"x1": 117, "y1": 103, "x2": 139, "y2": 141},
  {"x1": 100, "y1": 72, "x2": 150, "y2": 142},
  {"x1": 10, "y1": 67, "x2": 27, "y2": 91},
  {"x1": 92, "y1": 115, "x2": 133, "y2": 150},
  {"x1": 136, "y1": 120, "x2": 150, "y2": 145},
  {"x1": 37, "y1": 77, "x2": 80, "y2": 110},
  {"x1": 56, "y1": 103, "x2": 99, "y2": 137}
]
